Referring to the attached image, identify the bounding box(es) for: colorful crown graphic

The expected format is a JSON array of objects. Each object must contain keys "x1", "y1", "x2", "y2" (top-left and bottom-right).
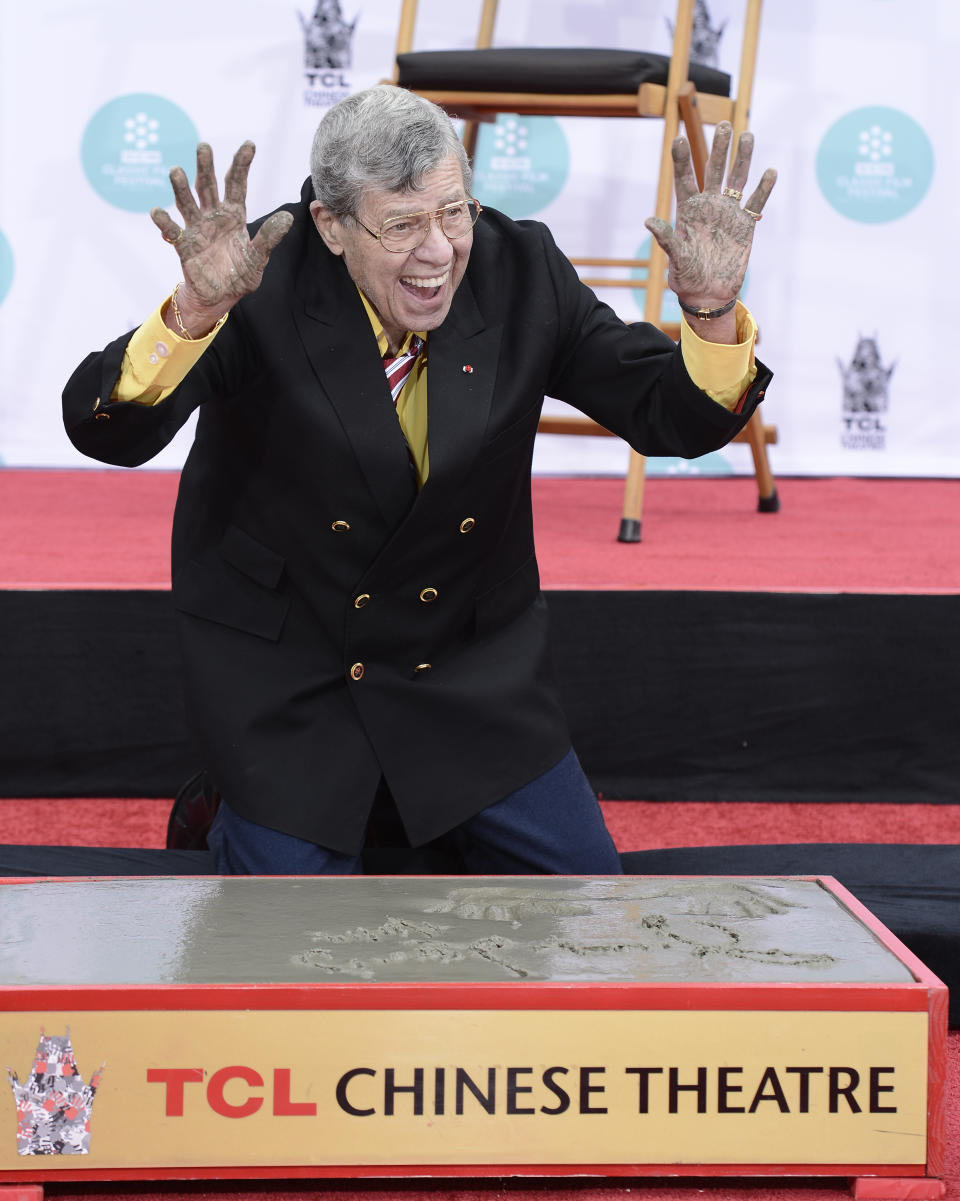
[{"x1": 6, "y1": 1029, "x2": 104, "y2": 1156}]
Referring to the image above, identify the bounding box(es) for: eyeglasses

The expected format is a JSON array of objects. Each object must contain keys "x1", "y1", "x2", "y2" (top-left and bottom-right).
[{"x1": 355, "y1": 199, "x2": 482, "y2": 253}]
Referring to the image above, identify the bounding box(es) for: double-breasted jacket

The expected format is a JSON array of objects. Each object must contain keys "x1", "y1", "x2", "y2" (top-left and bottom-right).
[{"x1": 63, "y1": 183, "x2": 771, "y2": 853}]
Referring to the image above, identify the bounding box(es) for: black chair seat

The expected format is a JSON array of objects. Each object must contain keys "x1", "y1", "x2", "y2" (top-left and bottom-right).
[{"x1": 397, "y1": 47, "x2": 731, "y2": 98}]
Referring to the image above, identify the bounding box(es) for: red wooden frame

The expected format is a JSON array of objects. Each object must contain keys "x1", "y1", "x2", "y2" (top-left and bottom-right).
[{"x1": 0, "y1": 875, "x2": 948, "y2": 1197}]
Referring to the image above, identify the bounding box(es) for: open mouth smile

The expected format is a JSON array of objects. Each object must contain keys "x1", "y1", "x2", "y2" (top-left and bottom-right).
[{"x1": 400, "y1": 270, "x2": 450, "y2": 300}]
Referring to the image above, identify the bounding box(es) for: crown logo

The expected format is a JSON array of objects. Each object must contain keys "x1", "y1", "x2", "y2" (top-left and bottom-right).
[
  {"x1": 838, "y1": 335, "x2": 896, "y2": 414},
  {"x1": 299, "y1": 0, "x2": 357, "y2": 72},
  {"x1": 667, "y1": 0, "x2": 726, "y2": 69},
  {"x1": 6, "y1": 1030, "x2": 105, "y2": 1156}
]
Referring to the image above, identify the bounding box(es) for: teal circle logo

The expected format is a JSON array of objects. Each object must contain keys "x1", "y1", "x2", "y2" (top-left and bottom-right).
[
  {"x1": 81, "y1": 94, "x2": 198, "y2": 212},
  {"x1": 630, "y1": 235, "x2": 749, "y2": 321},
  {"x1": 0, "y1": 228, "x2": 13, "y2": 306},
  {"x1": 647, "y1": 452, "x2": 734, "y2": 477},
  {"x1": 816, "y1": 106, "x2": 934, "y2": 223},
  {"x1": 472, "y1": 115, "x2": 570, "y2": 218}
]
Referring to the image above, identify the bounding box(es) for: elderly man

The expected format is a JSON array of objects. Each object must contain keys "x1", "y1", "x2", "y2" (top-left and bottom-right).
[{"x1": 63, "y1": 85, "x2": 775, "y2": 876}]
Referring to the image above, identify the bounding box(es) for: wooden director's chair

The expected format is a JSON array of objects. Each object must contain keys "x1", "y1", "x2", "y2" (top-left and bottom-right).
[{"x1": 392, "y1": 0, "x2": 779, "y2": 541}]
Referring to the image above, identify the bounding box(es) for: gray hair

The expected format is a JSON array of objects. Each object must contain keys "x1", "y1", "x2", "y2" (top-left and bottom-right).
[{"x1": 310, "y1": 84, "x2": 472, "y2": 217}]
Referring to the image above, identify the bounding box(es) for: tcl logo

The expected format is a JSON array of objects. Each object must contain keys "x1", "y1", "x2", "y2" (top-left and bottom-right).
[{"x1": 146, "y1": 1067, "x2": 316, "y2": 1118}]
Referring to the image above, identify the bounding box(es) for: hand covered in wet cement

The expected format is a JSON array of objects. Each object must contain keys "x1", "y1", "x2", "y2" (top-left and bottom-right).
[{"x1": 150, "y1": 141, "x2": 293, "y2": 338}]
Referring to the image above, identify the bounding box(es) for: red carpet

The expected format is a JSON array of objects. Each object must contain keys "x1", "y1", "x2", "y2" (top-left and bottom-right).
[
  {"x1": 533, "y1": 475, "x2": 960, "y2": 594},
  {"x1": 4, "y1": 797, "x2": 959, "y2": 851},
  {"x1": 3, "y1": 470, "x2": 959, "y2": 592}
]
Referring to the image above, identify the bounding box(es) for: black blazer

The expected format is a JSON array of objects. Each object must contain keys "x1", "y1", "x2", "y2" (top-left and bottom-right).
[{"x1": 63, "y1": 182, "x2": 771, "y2": 853}]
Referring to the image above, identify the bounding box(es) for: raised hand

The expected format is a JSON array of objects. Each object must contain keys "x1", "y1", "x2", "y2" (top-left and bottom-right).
[
  {"x1": 645, "y1": 122, "x2": 776, "y2": 332},
  {"x1": 150, "y1": 141, "x2": 293, "y2": 338}
]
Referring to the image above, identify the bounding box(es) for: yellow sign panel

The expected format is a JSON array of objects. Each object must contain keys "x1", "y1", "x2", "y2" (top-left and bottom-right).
[{"x1": 0, "y1": 1009, "x2": 927, "y2": 1169}]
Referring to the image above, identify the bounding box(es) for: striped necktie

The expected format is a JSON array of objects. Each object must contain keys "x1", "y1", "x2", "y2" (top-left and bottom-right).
[{"x1": 383, "y1": 335, "x2": 425, "y2": 405}]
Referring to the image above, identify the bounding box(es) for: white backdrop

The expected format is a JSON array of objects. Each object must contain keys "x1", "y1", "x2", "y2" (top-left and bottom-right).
[{"x1": 0, "y1": 0, "x2": 956, "y2": 476}]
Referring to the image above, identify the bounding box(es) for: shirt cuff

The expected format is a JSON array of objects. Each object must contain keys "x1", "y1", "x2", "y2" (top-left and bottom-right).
[
  {"x1": 111, "y1": 297, "x2": 228, "y2": 406},
  {"x1": 679, "y1": 301, "x2": 758, "y2": 411}
]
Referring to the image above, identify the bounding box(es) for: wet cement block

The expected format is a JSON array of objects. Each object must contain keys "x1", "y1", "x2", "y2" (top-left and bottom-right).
[{"x1": 0, "y1": 875, "x2": 948, "y2": 1196}]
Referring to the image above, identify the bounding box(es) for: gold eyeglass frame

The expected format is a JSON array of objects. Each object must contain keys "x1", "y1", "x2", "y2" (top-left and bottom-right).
[{"x1": 355, "y1": 200, "x2": 483, "y2": 253}]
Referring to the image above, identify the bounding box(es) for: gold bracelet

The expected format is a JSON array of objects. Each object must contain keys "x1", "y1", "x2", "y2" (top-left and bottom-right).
[
  {"x1": 169, "y1": 283, "x2": 194, "y2": 340},
  {"x1": 169, "y1": 283, "x2": 228, "y2": 341}
]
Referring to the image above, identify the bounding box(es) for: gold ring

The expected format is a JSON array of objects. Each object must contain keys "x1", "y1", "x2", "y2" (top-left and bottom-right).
[
  {"x1": 162, "y1": 230, "x2": 184, "y2": 245},
  {"x1": 743, "y1": 208, "x2": 762, "y2": 221},
  {"x1": 722, "y1": 187, "x2": 743, "y2": 201}
]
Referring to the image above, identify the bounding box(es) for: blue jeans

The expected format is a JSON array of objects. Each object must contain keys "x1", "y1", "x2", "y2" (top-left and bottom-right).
[{"x1": 207, "y1": 748, "x2": 622, "y2": 875}]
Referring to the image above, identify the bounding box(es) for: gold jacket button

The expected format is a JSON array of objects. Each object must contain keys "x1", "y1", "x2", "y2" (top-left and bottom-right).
[
  {"x1": 94, "y1": 411, "x2": 110, "y2": 421},
  {"x1": 413, "y1": 663, "x2": 432, "y2": 674},
  {"x1": 459, "y1": 517, "x2": 476, "y2": 533},
  {"x1": 354, "y1": 593, "x2": 370, "y2": 609},
  {"x1": 419, "y1": 586, "x2": 438, "y2": 603},
  {"x1": 350, "y1": 662, "x2": 364, "y2": 681},
  {"x1": 331, "y1": 520, "x2": 351, "y2": 533}
]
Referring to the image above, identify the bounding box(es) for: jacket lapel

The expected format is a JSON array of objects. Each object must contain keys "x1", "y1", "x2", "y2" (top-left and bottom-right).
[
  {"x1": 420, "y1": 275, "x2": 501, "y2": 497},
  {"x1": 290, "y1": 225, "x2": 502, "y2": 521},
  {"x1": 292, "y1": 232, "x2": 417, "y2": 524}
]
